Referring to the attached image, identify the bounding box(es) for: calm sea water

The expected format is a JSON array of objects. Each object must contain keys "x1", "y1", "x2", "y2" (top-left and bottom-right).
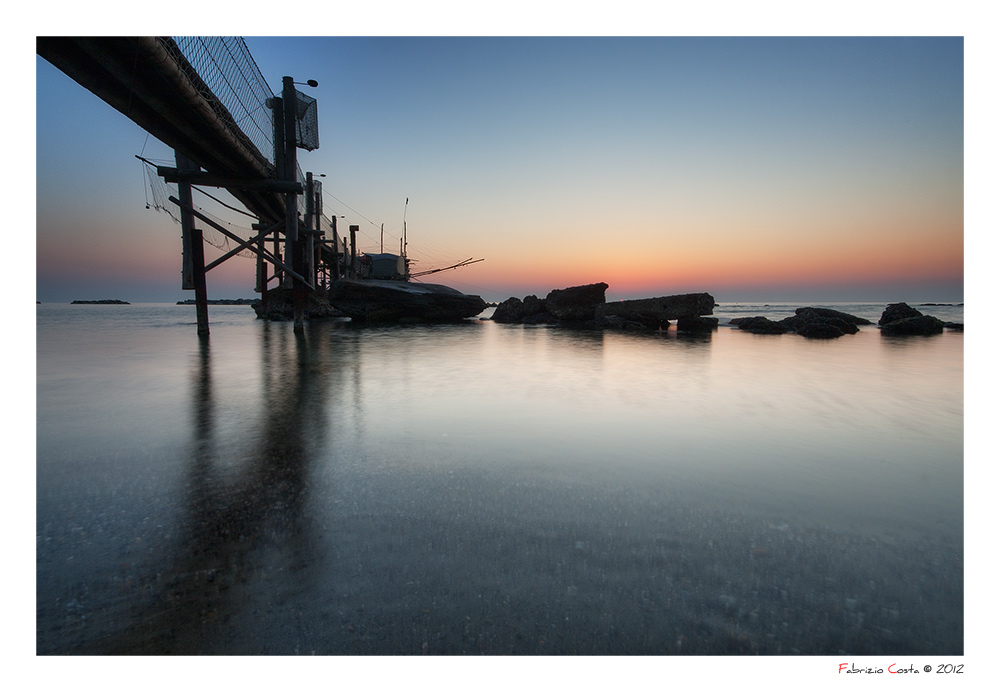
[{"x1": 36, "y1": 301, "x2": 963, "y2": 655}]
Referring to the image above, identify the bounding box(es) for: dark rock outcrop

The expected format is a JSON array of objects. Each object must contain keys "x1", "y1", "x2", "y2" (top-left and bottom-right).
[
  {"x1": 877, "y1": 302, "x2": 949, "y2": 335},
  {"x1": 594, "y1": 293, "x2": 715, "y2": 328},
  {"x1": 796, "y1": 321, "x2": 851, "y2": 339},
  {"x1": 252, "y1": 286, "x2": 344, "y2": 321},
  {"x1": 328, "y1": 279, "x2": 486, "y2": 322},
  {"x1": 729, "y1": 307, "x2": 869, "y2": 338},
  {"x1": 492, "y1": 295, "x2": 557, "y2": 324},
  {"x1": 794, "y1": 307, "x2": 872, "y2": 325},
  {"x1": 731, "y1": 316, "x2": 790, "y2": 334},
  {"x1": 880, "y1": 314, "x2": 946, "y2": 336},
  {"x1": 944, "y1": 322, "x2": 964, "y2": 331},
  {"x1": 544, "y1": 282, "x2": 608, "y2": 321},
  {"x1": 778, "y1": 313, "x2": 859, "y2": 337},
  {"x1": 878, "y1": 302, "x2": 923, "y2": 326},
  {"x1": 591, "y1": 314, "x2": 648, "y2": 331},
  {"x1": 492, "y1": 284, "x2": 714, "y2": 330},
  {"x1": 676, "y1": 316, "x2": 719, "y2": 332}
]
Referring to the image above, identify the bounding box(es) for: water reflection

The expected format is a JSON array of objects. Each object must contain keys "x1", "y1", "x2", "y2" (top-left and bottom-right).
[
  {"x1": 37, "y1": 311, "x2": 962, "y2": 655},
  {"x1": 81, "y1": 326, "x2": 330, "y2": 653}
]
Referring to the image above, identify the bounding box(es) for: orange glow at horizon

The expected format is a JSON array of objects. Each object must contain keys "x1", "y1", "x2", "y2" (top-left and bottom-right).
[{"x1": 460, "y1": 213, "x2": 963, "y2": 297}]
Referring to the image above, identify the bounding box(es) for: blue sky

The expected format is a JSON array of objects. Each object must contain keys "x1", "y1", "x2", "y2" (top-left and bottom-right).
[{"x1": 32, "y1": 29, "x2": 973, "y2": 304}]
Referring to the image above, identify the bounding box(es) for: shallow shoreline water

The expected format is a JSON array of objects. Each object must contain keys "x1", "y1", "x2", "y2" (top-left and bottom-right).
[{"x1": 36, "y1": 302, "x2": 963, "y2": 655}]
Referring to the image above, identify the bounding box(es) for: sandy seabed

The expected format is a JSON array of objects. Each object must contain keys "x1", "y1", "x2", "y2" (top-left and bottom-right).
[{"x1": 37, "y1": 466, "x2": 961, "y2": 656}]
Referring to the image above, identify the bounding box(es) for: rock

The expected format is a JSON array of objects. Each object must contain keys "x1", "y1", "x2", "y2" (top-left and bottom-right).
[
  {"x1": 252, "y1": 286, "x2": 344, "y2": 321},
  {"x1": 876, "y1": 302, "x2": 948, "y2": 335},
  {"x1": 521, "y1": 295, "x2": 554, "y2": 321},
  {"x1": 796, "y1": 321, "x2": 849, "y2": 339},
  {"x1": 491, "y1": 295, "x2": 556, "y2": 323},
  {"x1": 794, "y1": 307, "x2": 872, "y2": 325},
  {"x1": 878, "y1": 302, "x2": 923, "y2": 326},
  {"x1": 328, "y1": 279, "x2": 486, "y2": 322},
  {"x1": 773, "y1": 307, "x2": 868, "y2": 339},
  {"x1": 591, "y1": 314, "x2": 648, "y2": 331},
  {"x1": 944, "y1": 322, "x2": 964, "y2": 331},
  {"x1": 492, "y1": 297, "x2": 527, "y2": 323},
  {"x1": 71, "y1": 299, "x2": 130, "y2": 304},
  {"x1": 676, "y1": 316, "x2": 719, "y2": 332},
  {"x1": 880, "y1": 314, "x2": 946, "y2": 336},
  {"x1": 522, "y1": 310, "x2": 561, "y2": 324},
  {"x1": 494, "y1": 286, "x2": 715, "y2": 330},
  {"x1": 779, "y1": 314, "x2": 858, "y2": 336},
  {"x1": 595, "y1": 293, "x2": 715, "y2": 328},
  {"x1": 544, "y1": 282, "x2": 608, "y2": 321},
  {"x1": 733, "y1": 316, "x2": 790, "y2": 334}
]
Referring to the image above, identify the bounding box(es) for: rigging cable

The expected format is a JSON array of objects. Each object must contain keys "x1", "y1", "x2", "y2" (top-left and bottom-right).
[{"x1": 191, "y1": 185, "x2": 258, "y2": 219}]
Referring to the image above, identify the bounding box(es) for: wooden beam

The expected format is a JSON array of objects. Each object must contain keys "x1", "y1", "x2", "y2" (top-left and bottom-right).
[
  {"x1": 168, "y1": 195, "x2": 312, "y2": 287},
  {"x1": 157, "y1": 167, "x2": 303, "y2": 193}
]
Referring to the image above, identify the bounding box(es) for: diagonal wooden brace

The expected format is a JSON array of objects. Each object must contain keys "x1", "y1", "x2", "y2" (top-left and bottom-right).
[{"x1": 168, "y1": 196, "x2": 312, "y2": 288}]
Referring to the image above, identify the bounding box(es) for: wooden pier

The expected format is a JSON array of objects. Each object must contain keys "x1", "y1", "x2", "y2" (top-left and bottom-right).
[{"x1": 37, "y1": 37, "x2": 344, "y2": 334}]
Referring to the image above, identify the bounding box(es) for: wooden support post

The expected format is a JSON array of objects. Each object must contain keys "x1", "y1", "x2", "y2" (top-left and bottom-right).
[
  {"x1": 176, "y1": 151, "x2": 208, "y2": 335},
  {"x1": 177, "y1": 152, "x2": 196, "y2": 290},
  {"x1": 350, "y1": 225, "x2": 358, "y2": 279},
  {"x1": 191, "y1": 228, "x2": 210, "y2": 336},
  {"x1": 331, "y1": 216, "x2": 340, "y2": 280},
  {"x1": 305, "y1": 172, "x2": 316, "y2": 289},
  {"x1": 283, "y1": 76, "x2": 306, "y2": 332},
  {"x1": 256, "y1": 224, "x2": 267, "y2": 311},
  {"x1": 273, "y1": 234, "x2": 283, "y2": 285},
  {"x1": 314, "y1": 184, "x2": 324, "y2": 289}
]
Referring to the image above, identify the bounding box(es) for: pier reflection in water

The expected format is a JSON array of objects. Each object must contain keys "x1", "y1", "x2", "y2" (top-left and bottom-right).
[
  {"x1": 35, "y1": 306, "x2": 963, "y2": 655},
  {"x1": 57, "y1": 324, "x2": 328, "y2": 652}
]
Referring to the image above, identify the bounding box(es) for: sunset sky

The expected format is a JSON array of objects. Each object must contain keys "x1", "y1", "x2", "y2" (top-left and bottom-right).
[{"x1": 35, "y1": 34, "x2": 965, "y2": 304}]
